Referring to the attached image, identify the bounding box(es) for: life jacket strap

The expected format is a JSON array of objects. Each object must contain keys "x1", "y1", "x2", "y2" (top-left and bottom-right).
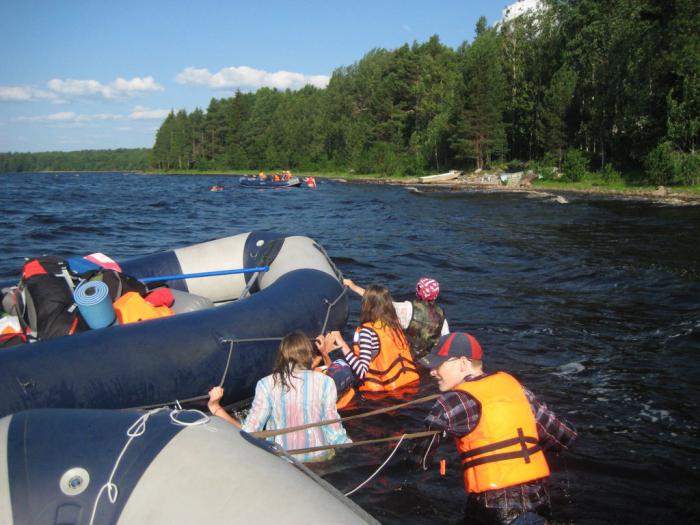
[
  {"x1": 366, "y1": 355, "x2": 418, "y2": 377},
  {"x1": 459, "y1": 428, "x2": 541, "y2": 468}
]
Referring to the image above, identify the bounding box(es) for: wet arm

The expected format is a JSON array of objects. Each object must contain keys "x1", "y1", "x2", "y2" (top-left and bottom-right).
[{"x1": 524, "y1": 387, "x2": 577, "y2": 452}]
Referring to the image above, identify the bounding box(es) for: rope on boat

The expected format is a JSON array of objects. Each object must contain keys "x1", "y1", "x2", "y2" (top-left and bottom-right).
[
  {"x1": 285, "y1": 429, "x2": 440, "y2": 456},
  {"x1": 320, "y1": 285, "x2": 348, "y2": 335},
  {"x1": 344, "y1": 433, "x2": 408, "y2": 497},
  {"x1": 250, "y1": 393, "x2": 441, "y2": 438},
  {"x1": 88, "y1": 407, "x2": 210, "y2": 525}
]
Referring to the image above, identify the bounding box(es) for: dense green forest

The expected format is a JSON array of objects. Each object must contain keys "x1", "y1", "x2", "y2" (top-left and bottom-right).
[
  {"x1": 0, "y1": 148, "x2": 150, "y2": 173},
  {"x1": 152, "y1": 0, "x2": 699, "y2": 185}
]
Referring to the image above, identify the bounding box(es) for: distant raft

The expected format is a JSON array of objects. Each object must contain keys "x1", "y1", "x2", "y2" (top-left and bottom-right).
[
  {"x1": 0, "y1": 408, "x2": 379, "y2": 524},
  {"x1": 0, "y1": 231, "x2": 348, "y2": 418},
  {"x1": 239, "y1": 175, "x2": 302, "y2": 188}
]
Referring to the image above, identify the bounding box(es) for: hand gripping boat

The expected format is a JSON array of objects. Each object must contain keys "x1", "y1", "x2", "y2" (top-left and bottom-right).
[
  {"x1": 0, "y1": 231, "x2": 348, "y2": 418},
  {"x1": 0, "y1": 408, "x2": 379, "y2": 524}
]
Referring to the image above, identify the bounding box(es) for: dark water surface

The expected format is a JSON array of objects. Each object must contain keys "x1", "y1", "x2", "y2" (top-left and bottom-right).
[{"x1": 1, "y1": 172, "x2": 699, "y2": 524}]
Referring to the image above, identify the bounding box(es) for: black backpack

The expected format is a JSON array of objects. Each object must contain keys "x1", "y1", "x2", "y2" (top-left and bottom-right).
[{"x1": 16, "y1": 256, "x2": 88, "y2": 340}]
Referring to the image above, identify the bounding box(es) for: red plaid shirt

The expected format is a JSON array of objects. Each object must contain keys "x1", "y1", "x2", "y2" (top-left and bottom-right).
[{"x1": 413, "y1": 372, "x2": 577, "y2": 521}]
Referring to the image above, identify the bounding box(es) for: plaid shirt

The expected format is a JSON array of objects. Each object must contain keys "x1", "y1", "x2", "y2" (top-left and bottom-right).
[{"x1": 413, "y1": 372, "x2": 577, "y2": 521}]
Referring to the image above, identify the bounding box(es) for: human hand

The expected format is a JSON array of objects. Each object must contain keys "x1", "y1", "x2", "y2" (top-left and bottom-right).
[
  {"x1": 329, "y1": 330, "x2": 346, "y2": 349},
  {"x1": 208, "y1": 386, "x2": 224, "y2": 412},
  {"x1": 343, "y1": 278, "x2": 354, "y2": 288}
]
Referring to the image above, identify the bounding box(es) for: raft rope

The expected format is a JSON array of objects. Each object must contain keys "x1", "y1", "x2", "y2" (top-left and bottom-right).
[
  {"x1": 320, "y1": 285, "x2": 347, "y2": 335},
  {"x1": 344, "y1": 434, "x2": 407, "y2": 497},
  {"x1": 285, "y1": 429, "x2": 440, "y2": 456},
  {"x1": 87, "y1": 407, "x2": 211, "y2": 525},
  {"x1": 250, "y1": 393, "x2": 441, "y2": 438}
]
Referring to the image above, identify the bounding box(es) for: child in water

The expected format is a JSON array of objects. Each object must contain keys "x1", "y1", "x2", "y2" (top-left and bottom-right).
[{"x1": 208, "y1": 331, "x2": 351, "y2": 462}]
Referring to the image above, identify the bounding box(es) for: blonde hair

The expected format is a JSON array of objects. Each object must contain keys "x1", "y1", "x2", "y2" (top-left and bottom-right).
[{"x1": 272, "y1": 331, "x2": 314, "y2": 392}]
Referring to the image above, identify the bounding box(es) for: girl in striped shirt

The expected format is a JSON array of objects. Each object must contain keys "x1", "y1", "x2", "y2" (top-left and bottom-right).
[{"x1": 208, "y1": 331, "x2": 351, "y2": 462}]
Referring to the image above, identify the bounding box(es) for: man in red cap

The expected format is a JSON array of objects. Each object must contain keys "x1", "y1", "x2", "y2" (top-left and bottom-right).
[
  {"x1": 343, "y1": 277, "x2": 449, "y2": 359},
  {"x1": 415, "y1": 332, "x2": 577, "y2": 524}
]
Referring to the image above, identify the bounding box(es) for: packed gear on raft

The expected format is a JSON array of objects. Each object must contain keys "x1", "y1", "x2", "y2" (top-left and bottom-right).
[{"x1": 0, "y1": 252, "x2": 175, "y2": 348}]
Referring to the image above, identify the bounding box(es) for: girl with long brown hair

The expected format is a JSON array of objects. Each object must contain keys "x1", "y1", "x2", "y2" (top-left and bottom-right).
[
  {"x1": 208, "y1": 331, "x2": 351, "y2": 462},
  {"x1": 331, "y1": 284, "x2": 420, "y2": 393}
]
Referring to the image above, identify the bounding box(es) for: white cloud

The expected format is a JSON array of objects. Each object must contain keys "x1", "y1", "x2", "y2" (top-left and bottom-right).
[
  {"x1": 47, "y1": 76, "x2": 163, "y2": 99},
  {"x1": 1, "y1": 76, "x2": 163, "y2": 104},
  {"x1": 501, "y1": 0, "x2": 545, "y2": 23},
  {"x1": 129, "y1": 106, "x2": 170, "y2": 120},
  {"x1": 15, "y1": 111, "x2": 123, "y2": 123},
  {"x1": 13, "y1": 106, "x2": 169, "y2": 125},
  {"x1": 176, "y1": 65, "x2": 330, "y2": 91},
  {"x1": 0, "y1": 85, "x2": 62, "y2": 103}
]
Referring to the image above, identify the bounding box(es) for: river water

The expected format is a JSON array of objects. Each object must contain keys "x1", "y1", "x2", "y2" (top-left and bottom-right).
[{"x1": 1, "y1": 172, "x2": 699, "y2": 524}]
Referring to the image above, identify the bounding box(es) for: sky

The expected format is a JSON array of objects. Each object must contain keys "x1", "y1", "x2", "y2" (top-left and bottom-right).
[{"x1": 0, "y1": 0, "x2": 534, "y2": 153}]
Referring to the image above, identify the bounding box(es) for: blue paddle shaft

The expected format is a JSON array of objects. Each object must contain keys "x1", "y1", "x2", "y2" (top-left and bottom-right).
[{"x1": 139, "y1": 266, "x2": 269, "y2": 283}]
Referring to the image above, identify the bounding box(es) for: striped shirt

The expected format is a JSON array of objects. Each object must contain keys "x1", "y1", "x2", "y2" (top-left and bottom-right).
[
  {"x1": 242, "y1": 368, "x2": 351, "y2": 462},
  {"x1": 342, "y1": 327, "x2": 379, "y2": 379}
]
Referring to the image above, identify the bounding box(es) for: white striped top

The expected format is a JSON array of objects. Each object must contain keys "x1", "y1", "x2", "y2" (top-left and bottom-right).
[{"x1": 342, "y1": 327, "x2": 380, "y2": 379}]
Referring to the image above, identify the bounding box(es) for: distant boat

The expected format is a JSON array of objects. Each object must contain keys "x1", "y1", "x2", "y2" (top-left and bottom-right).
[
  {"x1": 419, "y1": 170, "x2": 461, "y2": 183},
  {"x1": 239, "y1": 176, "x2": 302, "y2": 188},
  {"x1": 209, "y1": 184, "x2": 224, "y2": 192}
]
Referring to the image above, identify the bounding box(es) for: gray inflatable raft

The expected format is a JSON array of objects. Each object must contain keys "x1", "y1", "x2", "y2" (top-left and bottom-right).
[{"x1": 0, "y1": 408, "x2": 378, "y2": 525}]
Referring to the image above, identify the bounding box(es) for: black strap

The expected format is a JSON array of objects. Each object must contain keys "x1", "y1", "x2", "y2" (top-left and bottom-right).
[
  {"x1": 460, "y1": 428, "x2": 541, "y2": 468},
  {"x1": 361, "y1": 366, "x2": 419, "y2": 386},
  {"x1": 366, "y1": 355, "x2": 417, "y2": 377}
]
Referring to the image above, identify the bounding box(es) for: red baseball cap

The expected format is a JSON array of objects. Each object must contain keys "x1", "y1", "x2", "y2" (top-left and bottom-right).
[{"x1": 419, "y1": 332, "x2": 483, "y2": 368}]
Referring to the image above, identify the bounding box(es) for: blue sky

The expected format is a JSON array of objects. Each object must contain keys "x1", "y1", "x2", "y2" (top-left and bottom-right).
[{"x1": 0, "y1": 0, "x2": 527, "y2": 152}]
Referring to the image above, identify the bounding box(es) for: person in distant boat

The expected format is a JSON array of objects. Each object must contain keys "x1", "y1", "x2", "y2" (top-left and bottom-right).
[
  {"x1": 330, "y1": 284, "x2": 419, "y2": 393},
  {"x1": 344, "y1": 277, "x2": 449, "y2": 360},
  {"x1": 273, "y1": 174, "x2": 281, "y2": 182},
  {"x1": 411, "y1": 332, "x2": 577, "y2": 525},
  {"x1": 283, "y1": 171, "x2": 291, "y2": 181},
  {"x1": 208, "y1": 330, "x2": 351, "y2": 462},
  {"x1": 258, "y1": 171, "x2": 267, "y2": 181}
]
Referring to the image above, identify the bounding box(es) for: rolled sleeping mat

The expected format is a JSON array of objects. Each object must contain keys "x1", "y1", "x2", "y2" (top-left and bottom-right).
[{"x1": 73, "y1": 280, "x2": 115, "y2": 329}]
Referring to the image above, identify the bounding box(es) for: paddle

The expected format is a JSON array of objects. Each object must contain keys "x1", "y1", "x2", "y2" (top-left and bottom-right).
[{"x1": 138, "y1": 266, "x2": 269, "y2": 284}]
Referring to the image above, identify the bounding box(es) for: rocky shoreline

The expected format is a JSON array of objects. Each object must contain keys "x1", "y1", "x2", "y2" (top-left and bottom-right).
[{"x1": 339, "y1": 174, "x2": 700, "y2": 206}]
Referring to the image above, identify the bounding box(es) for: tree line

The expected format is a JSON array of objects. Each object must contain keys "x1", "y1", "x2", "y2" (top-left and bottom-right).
[
  {"x1": 152, "y1": 0, "x2": 698, "y2": 185},
  {"x1": 0, "y1": 149, "x2": 150, "y2": 173}
]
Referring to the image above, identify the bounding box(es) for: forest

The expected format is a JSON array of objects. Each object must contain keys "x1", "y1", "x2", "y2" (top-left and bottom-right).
[
  {"x1": 3, "y1": 1, "x2": 697, "y2": 186},
  {"x1": 0, "y1": 148, "x2": 150, "y2": 173},
  {"x1": 151, "y1": 0, "x2": 699, "y2": 185}
]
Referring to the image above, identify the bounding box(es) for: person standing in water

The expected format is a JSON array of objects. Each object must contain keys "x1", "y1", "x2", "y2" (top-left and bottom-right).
[
  {"x1": 331, "y1": 284, "x2": 420, "y2": 393},
  {"x1": 344, "y1": 277, "x2": 449, "y2": 359},
  {"x1": 208, "y1": 331, "x2": 351, "y2": 462},
  {"x1": 413, "y1": 332, "x2": 577, "y2": 524}
]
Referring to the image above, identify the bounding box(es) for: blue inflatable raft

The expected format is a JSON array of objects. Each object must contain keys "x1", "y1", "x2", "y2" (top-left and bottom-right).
[
  {"x1": 0, "y1": 231, "x2": 348, "y2": 418},
  {"x1": 239, "y1": 175, "x2": 302, "y2": 188}
]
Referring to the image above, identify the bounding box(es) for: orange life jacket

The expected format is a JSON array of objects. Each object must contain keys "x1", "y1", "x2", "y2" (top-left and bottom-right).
[
  {"x1": 352, "y1": 321, "x2": 419, "y2": 392},
  {"x1": 453, "y1": 372, "x2": 550, "y2": 493},
  {"x1": 113, "y1": 292, "x2": 175, "y2": 325},
  {"x1": 336, "y1": 387, "x2": 356, "y2": 409}
]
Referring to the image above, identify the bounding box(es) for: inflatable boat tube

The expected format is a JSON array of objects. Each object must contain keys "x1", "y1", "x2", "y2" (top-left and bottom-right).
[
  {"x1": 0, "y1": 231, "x2": 348, "y2": 418},
  {"x1": 239, "y1": 176, "x2": 302, "y2": 188},
  {"x1": 0, "y1": 408, "x2": 379, "y2": 525}
]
